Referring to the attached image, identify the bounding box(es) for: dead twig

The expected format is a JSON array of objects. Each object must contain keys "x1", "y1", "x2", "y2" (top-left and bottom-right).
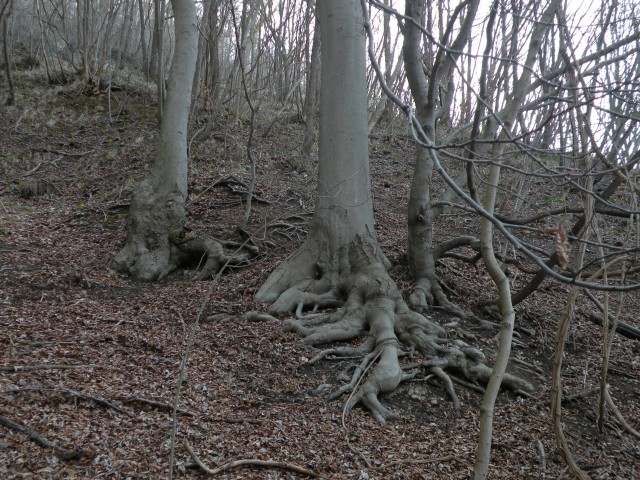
[
  {"x1": 61, "y1": 388, "x2": 132, "y2": 416},
  {"x1": 387, "y1": 454, "x2": 465, "y2": 466},
  {"x1": 2, "y1": 387, "x2": 130, "y2": 416},
  {"x1": 218, "y1": 417, "x2": 263, "y2": 424},
  {"x1": 183, "y1": 440, "x2": 319, "y2": 477},
  {"x1": 605, "y1": 389, "x2": 640, "y2": 439},
  {"x1": 0, "y1": 415, "x2": 84, "y2": 460},
  {"x1": 22, "y1": 160, "x2": 45, "y2": 176},
  {"x1": 0, "y1": 364, "x2": 93, "y2": 372},
  {"x1": 32, "y1": 147, "x2": 94, "y2": 157},
  {"x1": 0, "y1": 247, "x2": 35, "y2": 253},
  {"x1": 118, "y1": 396, "x2": 195, "y2": 416}
]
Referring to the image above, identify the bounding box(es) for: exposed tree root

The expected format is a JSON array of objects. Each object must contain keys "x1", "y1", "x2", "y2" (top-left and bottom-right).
[
  {"x1": 184, "y1": 440, "x2": 319, "y2": 478},
  {"x1": 409, "y1": 236, "x2": 484, "y2": 320},
  {"x1": 114, "y1": 179, "x2": 254, "y2": 281},
  {"x1": 0, "y1": 415, "x2": 86, "y2": 460},
  {"x1": 409, "y1": 273, "x2": 476, "y2": 322},
  {"x1": 159, "y1": 234, "x2": 253, "y2": 280},
  {"x1": 257, "y1": 232, "x2": 534, "y2": 422}
]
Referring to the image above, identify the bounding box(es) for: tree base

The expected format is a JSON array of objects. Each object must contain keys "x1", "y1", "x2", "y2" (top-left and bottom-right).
[
  {"x1": 114, "y1": 180, "x2": 252, "y2": 281},
  {"x1": 257, "y1": 230, "x2": 534, "y2": 422}
]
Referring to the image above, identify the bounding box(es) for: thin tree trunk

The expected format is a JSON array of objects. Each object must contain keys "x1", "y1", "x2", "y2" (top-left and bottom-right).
[
  {"x1": 1, "y1": 0, "x2": 15, "y2": 106},
  {"x1": 404, "y1": 0, "x2": 480, "y2": 312},
  {"x1": 190, "y1": 0, "x2": 212, "y2": 113},
  {"x1": 301, "y1": 10, "x2": 320, "y2": 163},
  {"x1": 153, "y1": 0, "x2": 166, "y2": 119},
  {"x1": 116, "y1": 0, "x2": 134, "y2": 69},
  {"x1": 137, "y1": 0, "x2": 149, "y2": 78},
  {"x1": 473, "y1": 1, "x2": 561, "y2": 477}
]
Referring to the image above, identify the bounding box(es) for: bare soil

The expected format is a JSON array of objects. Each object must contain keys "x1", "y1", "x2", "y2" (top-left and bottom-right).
[{"x1": 1, "y1": 76, "x2": 639, "y2": 479}]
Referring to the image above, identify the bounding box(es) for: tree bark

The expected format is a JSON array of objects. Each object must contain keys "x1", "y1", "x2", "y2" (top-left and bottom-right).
[
  {"x1": 300, "y1": 9, "x2": 320, "y2": 163},
  {"x1": 1, "y1": 0, "x2": 15, "y2": 106},
  {"x1": 473, "y1": 1, "x2": 561, "y2": 477},
  {"x1": 113, "y1": 0, "x2": 198, "y2": 281},
  {"x1": 403, "y1": 0, "x2": 480, "y2": 312},
  {"x1": 137, "y1": 0, "x2": 149, "y2": 78},
  {"x1": 190, "y1": 0, "x2": 212, "y2": 111},
  {"x1": 255, "y1": 0, "x2": 533, "y2": 423}
]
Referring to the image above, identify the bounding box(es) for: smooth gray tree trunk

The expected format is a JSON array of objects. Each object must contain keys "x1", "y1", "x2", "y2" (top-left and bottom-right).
[
  {"x1": 404, "y1": 0, "x2": 479, "y2": 312},
  {"x1": 300, "y1": 11, "x2": 320, "y2": 163},
  {"x1": 255, "y1": 0, "x2": 533, "y2": 424},
  {"x1": 256, "y1": 0, "x2": 375, "y2": 310},
  {"x1": 113, "y1": 0, "x2": 197, "y2": 281}
]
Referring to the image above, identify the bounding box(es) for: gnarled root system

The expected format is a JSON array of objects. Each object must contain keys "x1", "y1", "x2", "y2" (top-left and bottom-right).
[{"x1": 257, "y1": 233, "x2": 534, "y2": 423}]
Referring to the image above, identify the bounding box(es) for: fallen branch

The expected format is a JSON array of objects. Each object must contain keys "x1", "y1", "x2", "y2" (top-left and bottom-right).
[
  {"x1": 33, "y1": 147, "x2": 94, "y2": 157},
  {"x1": 65, "y1": 388, "x2": 131, "y2": 416},
  {"x1": 118, "y1": 396, "x2": 195, "y2": 416},
  {"x1": 218, "y1": 417, "x2": 263, "y2": 424},
  {"x1": 587, "y1": 312, "x2": 640, "y2": 341},
  {"x1": 388, "y1": 454, "x2": 464, "y2": 466},
  {"x1": 0, "y1": 364, "x2": 93, "y2": 372},
  {"x1": 183, "y1": 440, "x2": 319, "y2": 478},
  {"x1": 605, "y1": 389, "x2": 640, "y2": 439},
  {"x1": 0, "y1": 247, "x2": 35, "y2": 254},
  {"x1": 585, "y1": 289, "x2": 640, "y2": 338},
  {"x1": 22, "y1": 160, "x2": 45, "y2": 176},
  {"x1": 211, "y1": 175, "x2": 272, "y2": 204},
  {"x1": 0, "y1": 415, "x2": 84, "y2": 460},
  {"x1": 2, "y1": 387, "x2": 130, "y2": 416}
]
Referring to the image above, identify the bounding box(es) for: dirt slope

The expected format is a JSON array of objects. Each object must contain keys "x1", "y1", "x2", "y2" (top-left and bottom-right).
[{"x1": 1, "y1": 78, "x2": 639, "y2": 479}]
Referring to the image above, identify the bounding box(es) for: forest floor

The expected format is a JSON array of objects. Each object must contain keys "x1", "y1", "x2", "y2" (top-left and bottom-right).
[{"x1": 1, "y1": 73, "x2": 640, "y2": 480}]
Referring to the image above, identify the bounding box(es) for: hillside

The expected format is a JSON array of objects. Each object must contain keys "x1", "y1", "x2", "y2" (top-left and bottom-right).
[{"x1": 1, "y1": 74, "x2": 640, "y2": 479}]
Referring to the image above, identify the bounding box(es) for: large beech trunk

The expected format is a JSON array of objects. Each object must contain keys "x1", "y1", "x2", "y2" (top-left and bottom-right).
[
  {"x1": 256, "y1": 0, "x2": 377, "y2": 301},
  {"x1": 256, "y1": 0, "x2": 532, "y2": 423}
]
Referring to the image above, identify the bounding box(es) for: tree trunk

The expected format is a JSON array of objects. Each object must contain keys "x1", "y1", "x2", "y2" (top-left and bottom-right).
[
  {"x1": 256, "y1": 0, "x2": 532, "y2": 424},
  {"x1": 257, "y1": 0, "x2": 375, "y2": 311},
  {"x1": 116, "y1": 0, "x2": 134, "y2": 70},
  {"x1": 113, "y1": 0, "x2": 198, "y2": 281},
  {"x1": 203, "y1": 0, "x2": 222, "y2": 113},
  {"x1": 300, "y1": 10, "x2": 320, "y2": 163},
  {"x1": 137, "y1": 0, "x2": 149, "y2": 79},
  {"x1": 404, "y1": 0, "x2": 480, "y2": 313},
  {"x1": 1, "y1": 0, "x2": 15, "y2": 106},
  {"x1": 190, "y1": 0, "x2": 212, "y2": 112},
  {"x1": 155, "y1": 0, "x2": 166, "y2": 119}
]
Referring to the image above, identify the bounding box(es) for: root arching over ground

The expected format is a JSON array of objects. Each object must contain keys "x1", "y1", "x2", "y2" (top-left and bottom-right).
[
  {"x1": 256, "y1": 214, "x2": 534, "y2": 423},
  {"x1": 113, "y1": 180, "x2": 253, "y2": 281}
]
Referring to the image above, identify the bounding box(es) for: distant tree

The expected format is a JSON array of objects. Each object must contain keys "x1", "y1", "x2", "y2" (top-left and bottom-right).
[{"x1": 1, "y1": 0, "x2": 15, "y2": 105}]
